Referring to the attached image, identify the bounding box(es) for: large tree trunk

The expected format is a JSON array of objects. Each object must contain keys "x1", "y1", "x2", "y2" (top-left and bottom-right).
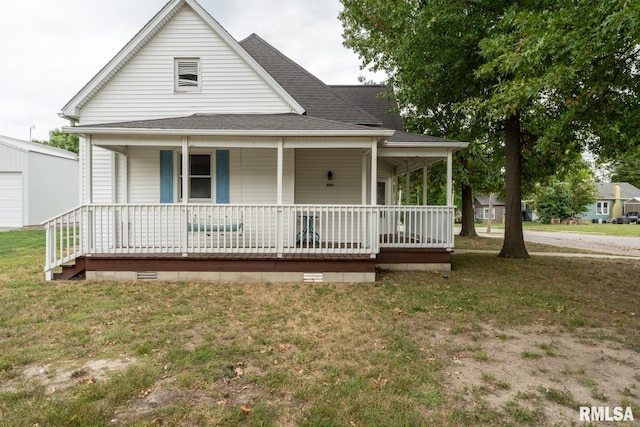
[
  {"x1": 459, "y1": 183, "x2": 478, "y2": 237},
  {"x1": 499, "y1": 114, "x2": 530, "y2": 259}
]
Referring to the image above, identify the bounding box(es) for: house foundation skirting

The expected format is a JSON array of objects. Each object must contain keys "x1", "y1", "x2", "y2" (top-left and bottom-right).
[
  {"x1": 80, "y1": 254, "x2": 376, "y2": 283},
  {"x1": 86, "y1": 270, "x2": 375, "y2": 283},
  {"x1": 57, "y1": 249, "x2": 452, "y2": 283}
]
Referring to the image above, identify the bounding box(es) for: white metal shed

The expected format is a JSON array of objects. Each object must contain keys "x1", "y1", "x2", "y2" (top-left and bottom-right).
[{"x1": 0, "y1": 135, "x2": 79, "y2": 227}]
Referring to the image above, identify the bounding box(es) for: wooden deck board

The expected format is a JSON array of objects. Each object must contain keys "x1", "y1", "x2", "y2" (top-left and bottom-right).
[{"x1": 57, "y1": 249, "x2": 452, "y2": 280}]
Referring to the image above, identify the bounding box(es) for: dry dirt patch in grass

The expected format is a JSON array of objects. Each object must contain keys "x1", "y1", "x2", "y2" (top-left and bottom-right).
[
  {"x1": 2, "y1": 357, "x2": 137, "y2": 395},
  {"x1": 433, "y1": 322, "x2": 640, "y2": 424}
]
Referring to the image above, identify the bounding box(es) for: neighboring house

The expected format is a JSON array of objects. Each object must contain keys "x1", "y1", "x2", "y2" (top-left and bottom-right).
[
  {"x1": 579, "y1": 182, "x2": 640, "y2": 222},
  {"x1": 0, "y1": 135, "x2": 78, "y2": 228},
  {"x1": 473, "y1": 194, "x2": 506, "y2": 224},
  {"x1": 44, "y1": 0, "x2": 467, "y2": 282}
]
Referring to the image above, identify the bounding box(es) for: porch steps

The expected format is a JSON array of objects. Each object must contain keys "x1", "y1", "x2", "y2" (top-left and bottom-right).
[{"x1": 54, "y1": 257, "x2": 86, "y2": 281}]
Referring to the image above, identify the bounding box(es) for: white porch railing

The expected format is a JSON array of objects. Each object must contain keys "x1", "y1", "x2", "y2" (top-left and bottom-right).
[
  {"x1": 378, "y1": 205, "x2": 454, "y2": 248},
  {"x1": 43, "y1": 204, "x2": 455, "y2": 279}
]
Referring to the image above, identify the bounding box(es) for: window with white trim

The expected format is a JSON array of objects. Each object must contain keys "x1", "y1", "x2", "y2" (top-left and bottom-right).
[
  {"x1": 596, "y1": 201, "x2": 609, "y2": 215},
  {"x1": 483, "y1": 208, "x2": 496, "y2": 219},
  {"x1": 175, "y1": 58, "x2": 200, "y2": 91},
  {"x1": 179, "y1": 154, "x2": 211, "y2": 200}
]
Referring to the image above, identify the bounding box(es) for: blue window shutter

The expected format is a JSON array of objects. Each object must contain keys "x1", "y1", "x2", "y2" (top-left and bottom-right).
[
  {"x1": 160, "y1": 150, "x2": 174, "y2": 203},
  {"x1": 216, "y1": 150, "x2": 230, "y2": 204}
]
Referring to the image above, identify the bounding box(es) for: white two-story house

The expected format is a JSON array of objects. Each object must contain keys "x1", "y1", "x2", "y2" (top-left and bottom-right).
[{"x1": 44, "y1": 0, "x2": 467, "y2": 282}]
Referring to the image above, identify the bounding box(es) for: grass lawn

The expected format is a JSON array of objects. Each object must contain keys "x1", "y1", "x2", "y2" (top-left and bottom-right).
[
  {"x1": 0, "y1": 229, "x2": 639, "y2": 426},
  {"x1": 488, "y1": 222, "x2": 640, "y2": 237}
]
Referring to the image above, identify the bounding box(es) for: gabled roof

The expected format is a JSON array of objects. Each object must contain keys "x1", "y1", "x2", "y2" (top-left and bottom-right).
[
  {"x1": 474, "y1": 194, "x2": 505, "y2": 206},
  {"x1": 0, "y1": 134, "x2": 77, "y2": 160},
  {"x1": 240, "y1": 34, "x2": 379, "y2": 126},
  {"x1": 597, "y1": 182, "x2": 640, "y2": 199},
  {"x1": 60, "y1": 0, "x2": 304, "y2": 121},
  {"x1": 59, "y1": 0, "x2": 468, "y2": 153}
]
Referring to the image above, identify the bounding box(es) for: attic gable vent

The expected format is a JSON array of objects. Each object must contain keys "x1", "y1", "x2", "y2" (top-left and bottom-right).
[{"x1": 175, "y1": 58, "x2": 200, "y2": 91}]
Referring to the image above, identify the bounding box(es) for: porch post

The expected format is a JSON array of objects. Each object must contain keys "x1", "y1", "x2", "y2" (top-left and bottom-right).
[
  {"x1": 422, "y1": 166, "x2": 428, "y2": 206},
  {"x1": 446, "y1": 150, "x2": 453, "y2": 206},
  {"x1": 122, "y1": 148, "x2": 129, "y2": 203},
  {"x1": 361, "y1": 153, "x2": 368, "y2": 204},
  {"x1": 394, "y1": 176, "x2": 399, "y2": 205},
  {"x1": 276, "y1": 138, "x2": 283, "y2": 205},
  {"x1": 181, "y1": 137, "x2": 189, "y2": 204},
  {"x1": 370, "y1": 140, "x2": 378, "y2": 255},
  {"x1": 404, "y1": 172, "x2": 410, "y2": 205},
  {"x1": 181, "y1": 137, "x2": 189, "y2": 256},
  {"x1": 86, "y1": 136, "x2": 93, "y2": 204},
  {"x1": 276, "y1": 139, "x2": 284, "y2": 256},
  {"x1": 370, "y1": 141, "x2": 377, "y2": 205}
]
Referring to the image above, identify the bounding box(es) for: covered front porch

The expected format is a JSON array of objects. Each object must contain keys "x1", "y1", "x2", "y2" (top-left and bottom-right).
[
  {"x1": 45, "y1": 116, "x2": 464, "y2": 282},
  {"x1": 44, "y1": 203, "x2": 455, "y2": 281}
]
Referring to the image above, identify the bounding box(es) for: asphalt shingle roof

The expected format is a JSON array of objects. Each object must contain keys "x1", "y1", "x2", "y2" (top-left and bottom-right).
[
  {"x1": 597, "y1": 182, "x2": 640, "y2": 199},
  {"x1": 240, "y1": 34, "x2": 380, "y2": 126},
  {"x1": 474, "y1": 194, "x2": 505, "y2": 206},
  {"x1": 75, "y1": 114, "x2": 387, "y2": 133},
  {"x1": 329, "y1": 85, "x2": 404, "y2": 131}
]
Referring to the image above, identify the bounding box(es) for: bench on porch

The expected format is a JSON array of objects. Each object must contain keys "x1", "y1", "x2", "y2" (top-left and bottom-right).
[
  {"x1": 187, "y1": 215, "x2": 243, "y2": 235},
  {"x1": 187, "y1": 222, "x2": 243, "y2": 233}
]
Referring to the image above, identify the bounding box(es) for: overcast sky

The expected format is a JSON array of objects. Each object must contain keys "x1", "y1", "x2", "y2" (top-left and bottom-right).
[{"x1": 0, "y1": 0, "x2": 384, "y2": 142}]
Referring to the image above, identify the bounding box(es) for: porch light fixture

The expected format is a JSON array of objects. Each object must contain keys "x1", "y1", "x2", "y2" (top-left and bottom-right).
[{"x1": 327, "y1": 171, "x2": 334, "y2": 187}]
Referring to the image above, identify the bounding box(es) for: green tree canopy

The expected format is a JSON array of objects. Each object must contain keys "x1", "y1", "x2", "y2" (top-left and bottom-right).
[
  {"x1": 609, "y1": 146, "x2": 640, "y2": 189},
  {"x1": 340, "y1": 0, "x2": 640, "y2": 258},
  {"x1": 533, "y1": 163, "x2": 597, "y2": 223},
  {"x1": 33, "y1": 129, "x2": 79, "y2": 154}
]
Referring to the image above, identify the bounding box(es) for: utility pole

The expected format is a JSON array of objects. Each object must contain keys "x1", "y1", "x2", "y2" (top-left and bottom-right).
[{"x1": 487, "y1": 193, "x2": 494, "y2": 233}]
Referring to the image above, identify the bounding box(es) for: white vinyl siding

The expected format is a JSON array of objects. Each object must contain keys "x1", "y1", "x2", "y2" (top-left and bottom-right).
[
  {"x1": 92, "y1": 148, "x2": 115, "y2": 203},
  {"x1": 128, "y1": 147, "x2": 161, "y2": 204},
  {"x1": 0, "y1": 173, "x2": 23, "y2": 227},
  {"x1": 80, "y1": 6, "x2": 292, "y2": 125},
  {"x1": 295, "y1": 149, "x2": 362, "y2": 204},
  {"x1": 230, "y1": 149, "x2": 283, "y2": 204},
  {"x1": 80, "y1": 139, "x2": 114, "y2": 204}
]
